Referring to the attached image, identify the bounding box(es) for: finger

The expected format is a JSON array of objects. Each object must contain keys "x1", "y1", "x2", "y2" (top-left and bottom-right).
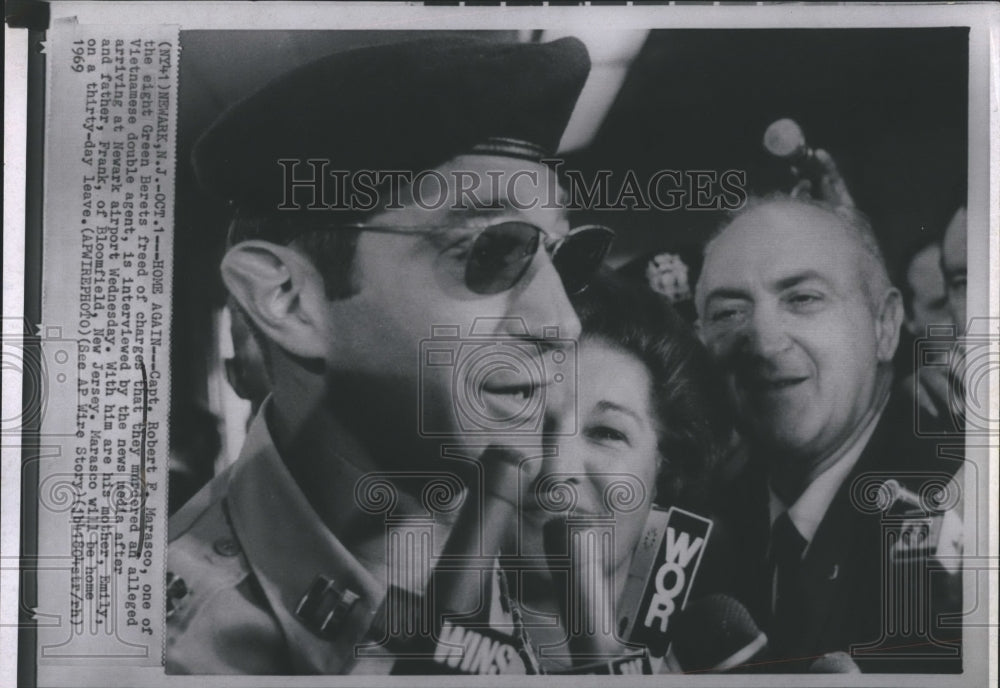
[
  {"x1": 480, "y1": 445, "x2": 530, "y2": 506},
  {"x1": 922, "y1": 367, "x2": 952, "y2": 405},
  {"x1": 790, "y1": 179, "x2": 812, "y2": 198},
  {"x1": 814, "y1": 148, "x2": 855, "y2": 208},
  {"x1": 543, "y1": 518, "x2": 627, "y2": 665},
  {"x1": 814, "y1": 148, "x2": 839, "y2": 175},
  {"x1": 916, "y1": 382, "x2": 940, "y2": 418}
]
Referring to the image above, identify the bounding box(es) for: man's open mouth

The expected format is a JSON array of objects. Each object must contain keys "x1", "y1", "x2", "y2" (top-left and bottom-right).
[{"x1": 754, "y1": 376, "x2": 808, "y2": 391}]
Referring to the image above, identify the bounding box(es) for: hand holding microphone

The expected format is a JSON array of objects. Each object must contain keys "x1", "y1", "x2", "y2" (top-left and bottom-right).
[
  {"x1": 542, "y1": 505, "x2": 715, "y2": 673},
  {"x1": 543, "y1": 515, "x2": 635, "y2": 670},
  {"x1": 390, "y1": 445, "x2": 530, "y2": 674},
  {"x1": 434, "y1": 445, "x2": 525, "y2": 617},
  {"x1": 763, "y1": 118, "x2": 855, "y2": 209}
]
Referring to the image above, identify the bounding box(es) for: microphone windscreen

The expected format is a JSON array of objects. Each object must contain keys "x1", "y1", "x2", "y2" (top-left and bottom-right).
[
  {"x1": 763, "y1": 118, "x2": 806, "y2": 158},
  {"x1": 671, "y1": 594, "x2": 766, "y2": 672},
  {"x1": 809, "y1": 651, "x2": 861, "y2": 673}
]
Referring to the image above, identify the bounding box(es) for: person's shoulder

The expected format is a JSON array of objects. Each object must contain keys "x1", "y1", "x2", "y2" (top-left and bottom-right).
[
  {"x1": 166, "y1": 469, "x2": 291, "y2": 674},
  {"x1": 167, "y1": 467, "x2": 247, "y2": 601},
  {"x1": 711, "y1": 442, "x2": 767, "y2": 517},
  {"x1": 863, "y1": 390, "x2": 963, "y2": 475}
]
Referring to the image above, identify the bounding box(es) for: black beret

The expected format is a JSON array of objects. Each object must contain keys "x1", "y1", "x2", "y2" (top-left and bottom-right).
[{"x1": 192, "y1": 36, "x2": 591, "y2": 214}]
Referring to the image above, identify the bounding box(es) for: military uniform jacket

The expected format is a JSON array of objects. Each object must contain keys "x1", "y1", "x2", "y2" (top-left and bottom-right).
[{"x1": 166, "y1": 408, "x2": 395, "y2": 674}]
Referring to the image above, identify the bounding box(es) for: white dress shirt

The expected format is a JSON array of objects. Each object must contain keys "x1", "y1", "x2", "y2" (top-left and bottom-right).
[{"x1": 768, "y1": 398, "x2": 888, "y2": 555}]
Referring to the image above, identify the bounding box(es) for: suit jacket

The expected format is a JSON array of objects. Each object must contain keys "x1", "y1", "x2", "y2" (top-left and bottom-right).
[{"x1": 701, "y1": 391, "x2": 963, "y2": 673}]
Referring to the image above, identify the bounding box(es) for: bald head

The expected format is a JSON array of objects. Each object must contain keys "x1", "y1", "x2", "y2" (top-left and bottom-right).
[{"x1": 697, "y1": 196, "x2": 892, "y2": 315}]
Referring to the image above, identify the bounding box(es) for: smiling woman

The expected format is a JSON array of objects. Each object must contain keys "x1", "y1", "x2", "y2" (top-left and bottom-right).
[
  {"x1": 514, "y1": 272, "x2": 733, "y2": 671},
  {"x1": 571, "y1": 272, "x2": 733, "y2": 510}
]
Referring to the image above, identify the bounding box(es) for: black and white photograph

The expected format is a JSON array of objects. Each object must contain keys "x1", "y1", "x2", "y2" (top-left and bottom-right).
[{"x1": 2, "y1": 2, "x2": 997, "y2": 686}]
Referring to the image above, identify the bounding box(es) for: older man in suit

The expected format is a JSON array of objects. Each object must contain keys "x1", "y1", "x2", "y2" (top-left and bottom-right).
[{"x1": 695, "y1": 195, "x2": 962, "y2": 673}]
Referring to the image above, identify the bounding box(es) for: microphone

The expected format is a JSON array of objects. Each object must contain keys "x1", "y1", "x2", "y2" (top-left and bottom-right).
[
  {"x1": 762, "y1": 118, "x2": 854, "y2": 207},
  {"x1": 763, "y1": 118, "x2": 815, "y2": 166},
  {"x1": 808, "y1": 651, "x2": 861, "y2": 673},
  {"x1": 389, "y1": 445, "x2": 528, "y2": 675},
  {"x1": 542, "y1": 506, "x2": 714, "y2": 673},
  {"x1": 617, "y1": 506, "x2": 714, "y2": 660},
  {"x1": 671, "y1": 596, "x2": 865, "y2": 674},
  {"x1": 882, "y1": 478, "x2": 923, "y2": 511},
  {"x1": 883, "y1": 479, "x2": 963, "y2": 575},
  {"x1": 764, "y1": 118, "x2": 816, "y2": 164},
  {"x1": 670, "y1": 594, "x2": 768, "y2": 673}
]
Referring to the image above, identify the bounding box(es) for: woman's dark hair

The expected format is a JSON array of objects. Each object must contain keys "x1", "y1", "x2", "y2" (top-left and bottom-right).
[{"x1": 572, "y1": 270, "x2": 732, "y2": 508}]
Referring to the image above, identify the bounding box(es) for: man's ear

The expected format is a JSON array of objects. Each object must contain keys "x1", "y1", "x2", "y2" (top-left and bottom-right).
[
  {"x1": 221, "y1": 241, "x2": 330, "y2": 359},
  {"x1": 874, "y1": 287, "x2": 904, "y2": 363}
]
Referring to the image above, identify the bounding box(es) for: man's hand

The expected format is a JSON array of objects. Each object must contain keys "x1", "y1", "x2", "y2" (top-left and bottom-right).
[
  {"x1": 790, "y1": 148, "x2": 855, "y2": 209},
  {"x1": 480, "y1": 444, "x2": 538, "y2": 508},
  {"x1": 903, "y1": 360, "x2": 965, "y2": 424}
]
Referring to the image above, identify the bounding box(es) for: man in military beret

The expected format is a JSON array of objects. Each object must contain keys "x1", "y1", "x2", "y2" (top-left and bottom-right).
[
  {"x1": 167, "y1": 36, "x2": 612, "y2": 674},
  {"x1": 695, "y1": 195, "x2": 962, "y2": 673}
]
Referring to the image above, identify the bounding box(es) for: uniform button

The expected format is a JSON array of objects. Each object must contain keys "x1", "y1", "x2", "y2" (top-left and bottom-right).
[{"x1": 213, "y1": 537, "x2": 241, "y2": 557}]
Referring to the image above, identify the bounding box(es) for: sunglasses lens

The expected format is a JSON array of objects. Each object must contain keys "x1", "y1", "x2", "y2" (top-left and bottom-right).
[
  {"x1": 552, "y1": 226, "x2": 614, "y2": 293},
  {"x1": 465, "y1": 222, "x2": 541, "y2": 295}
]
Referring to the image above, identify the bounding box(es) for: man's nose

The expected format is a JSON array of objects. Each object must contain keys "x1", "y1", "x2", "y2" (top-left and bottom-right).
[
  {"x1": 740, "y1": 305, "x2": 792, "y2": 360},
  {"x1": 505, "y1": 252, "x2": 582, "y2": 342}
]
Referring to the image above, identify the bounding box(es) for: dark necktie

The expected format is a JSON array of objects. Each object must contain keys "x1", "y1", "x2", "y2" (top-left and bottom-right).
[{"x1": 770, "y1": 512, "x2": 807, "y2": 643}]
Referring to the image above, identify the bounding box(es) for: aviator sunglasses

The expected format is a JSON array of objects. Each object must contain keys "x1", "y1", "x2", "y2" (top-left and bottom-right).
[{"x1": 339, "y1": 221, "x2": 615, "y2": 295}]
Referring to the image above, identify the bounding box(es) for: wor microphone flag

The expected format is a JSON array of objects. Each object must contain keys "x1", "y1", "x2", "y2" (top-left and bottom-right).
[{"x1": 618, "y1": 507, "x2": 713, "y2": 658}]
